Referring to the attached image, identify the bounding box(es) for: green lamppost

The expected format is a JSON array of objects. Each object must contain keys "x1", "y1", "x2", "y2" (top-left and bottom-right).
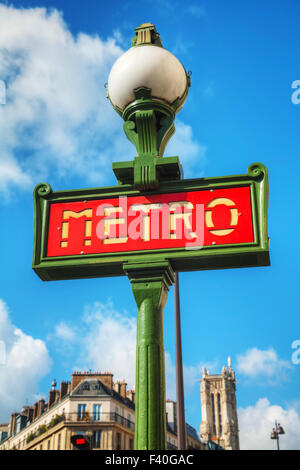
[{"x1": 107, "y1": 23, "x2": 190, "y2": 450}]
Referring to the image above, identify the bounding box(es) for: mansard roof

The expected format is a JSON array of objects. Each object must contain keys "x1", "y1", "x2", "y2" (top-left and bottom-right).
[{"x1": 71, "y1": 378, "x2": 135, "y2": 410}]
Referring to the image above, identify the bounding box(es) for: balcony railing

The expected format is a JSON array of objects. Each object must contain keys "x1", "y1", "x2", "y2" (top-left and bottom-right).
[
  {"x1": 0, "y1": 411, "x2": 135, "y2": 450},
  {"x1": 64, "y1": 412, "x2": 135, "y2": 431}
]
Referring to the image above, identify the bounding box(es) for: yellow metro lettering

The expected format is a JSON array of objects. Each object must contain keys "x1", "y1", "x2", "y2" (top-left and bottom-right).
[{"x1": 60, "y1": 209, "x2": 93, "y2": 248}]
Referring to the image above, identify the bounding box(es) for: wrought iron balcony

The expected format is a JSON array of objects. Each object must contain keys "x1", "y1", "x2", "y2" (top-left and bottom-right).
[{"x1": 64, "y1": 412, "x2": 135, "y2": 431}]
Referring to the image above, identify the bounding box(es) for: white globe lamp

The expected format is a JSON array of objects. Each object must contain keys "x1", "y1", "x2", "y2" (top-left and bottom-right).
[{"x1": 107, "y1": 23, "x2": 191, "y2": 190}]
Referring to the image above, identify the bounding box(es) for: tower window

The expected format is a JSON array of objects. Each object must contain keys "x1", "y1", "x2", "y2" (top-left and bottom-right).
[
  {"x1": 211, "y1": 394, "x2": 216, "y2": 436},
  {"x1": 217, "y1": 393, "x2": 222, "y2": 435}
]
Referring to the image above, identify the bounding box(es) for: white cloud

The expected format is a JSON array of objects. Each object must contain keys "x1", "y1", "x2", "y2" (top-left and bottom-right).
[
  {"x1": 236, "y1": 347, "x2": 292, "y2": 382},
  {"x1": 48, "y1": 300, "x2": 137, "y2": 388},
  {"x1": 50, "y1": 299, "x2": 214, "y2": 398},
  {"x1": 0, "y1": 299, "x2": 51, "y2": 421},
  {"x1": 0, "y1": 154, "x2": 31, "y2": 196},
  {"x1": 0, "y1": 5, "x2": 205, "y2": 197},
  {"x1": 238, "y1": 398, "x2": 300, "y2": 450},
  {"x1": 53, "y1": 322, "x2": 76, "y2": 342},
  {"x1": 168, "y1": 120, "x2": 207, "y2": 178},
  {"x1": 0, "y1": 4, "x2": 129, "y2": 195},
  {"x1": 79, "y1": 301, "x2": 137, "y2": 388}
]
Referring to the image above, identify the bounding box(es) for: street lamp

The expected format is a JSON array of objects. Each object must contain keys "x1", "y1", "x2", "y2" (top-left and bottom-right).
[
  {"x1": 107, "y1": 22, "x2": 190, "y2": 190},
  {"x1": 270, "y1": 420, "x2": 285, "y2": 450},
  {"x1": 107, "y1": 22, "x2": 191, "y2": 450}
]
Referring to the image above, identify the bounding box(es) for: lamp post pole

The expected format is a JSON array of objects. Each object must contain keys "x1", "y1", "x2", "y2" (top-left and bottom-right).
[
  {"x1": 125, "y1": 261, "x2": 174, "y2": 449},
  {"x1": 174, "y1": 271, "x2": 187, "y2": 450}
]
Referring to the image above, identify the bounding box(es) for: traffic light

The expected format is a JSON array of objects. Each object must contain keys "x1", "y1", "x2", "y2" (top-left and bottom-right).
[{"x1": 71, "y1": 434, "x2": 91, "y2": 450}]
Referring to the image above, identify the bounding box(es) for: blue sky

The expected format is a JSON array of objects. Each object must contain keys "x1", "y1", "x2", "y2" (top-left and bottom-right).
[{"x1": 0, "y1": 0, "x2": 300, "y2": 450}]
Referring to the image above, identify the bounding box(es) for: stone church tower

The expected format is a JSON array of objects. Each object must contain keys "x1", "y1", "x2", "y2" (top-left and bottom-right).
[{"x1": 200, "y1": 357, "x2": 239, "y2": 450}]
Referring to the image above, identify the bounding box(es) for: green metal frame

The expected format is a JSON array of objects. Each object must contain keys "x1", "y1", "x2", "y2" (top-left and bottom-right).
[{"x1": 33, "y1": 162, "x2": 270, "y2": 282}]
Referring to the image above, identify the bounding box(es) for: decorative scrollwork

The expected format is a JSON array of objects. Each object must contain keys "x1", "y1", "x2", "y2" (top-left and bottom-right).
[
  {"x1": 123, "y1": 120, "x2": 138, "y2": 151},
  {"x1": 247, "y1": 162, "x2": 267, "y2": 180},
  {"x1": 35, "y1": 183, "x2": 52, "y2": 197},
  {"x1": 123, "y1": 120, "x2": 136, "y2": 133}
]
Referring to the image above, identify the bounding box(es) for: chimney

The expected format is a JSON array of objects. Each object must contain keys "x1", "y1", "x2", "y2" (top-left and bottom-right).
[
  {"x1": 48, "y1": 389, "x2": 56, "y2": 408},
  {"x1": 60, "y1": 381, "x2": 69, "y2": 400},
  {"x1": 28, "y1": 407, "x2": 34, "y2": 422},
  {"x1": 37, "y1": 399, "x2": 45, "y2": 417},
  {"x1": 119, "y1": 380, "x2": 127, "y2": 399},
  {"x1": 126, "y1": 389, "x2": 135, "y2": 403},
  {"x1": 33, "y1": 402, "x2": 39, "y2": 420},
  {"x1": 21, "y1": 406, "x2": 32, "y2": 422},
  {"x1": 9, "y1": 413, "x2": 18, "y2": 436},
  {"x1": 100, "y1": 372, "x2": 113, "y2": 390}
]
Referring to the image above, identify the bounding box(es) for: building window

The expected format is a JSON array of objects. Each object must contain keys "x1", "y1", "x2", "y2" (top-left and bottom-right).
[
  {"x1": 116, "y1": 432, "x2": 121, "y2": 450},
  {"x1": 93, "y1": 430, "x2": 102, "y2": 449},
  {"x1": 114, "y1": 407, "x2": 119, "y2": 423},
  {"x1": 57, "y1": 433, "x2": 61, "y2": 450},
  {"x1": 47, "y1": 439, "x2": 51, "y2": 450},
  {"x1": 93, "y1": 404, "x2": 101, "y2": 421},
  {"x1": 77, "y1": 404, "x2": 86, "y2": 421},
  {"x1": 129, "y1": 438, "x2": 134, "y2": 450}
]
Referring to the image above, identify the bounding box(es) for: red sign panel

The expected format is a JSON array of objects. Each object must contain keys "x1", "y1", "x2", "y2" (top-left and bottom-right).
[{"x1": 46, "y1": 186, "x2": 253, "y2": 257}]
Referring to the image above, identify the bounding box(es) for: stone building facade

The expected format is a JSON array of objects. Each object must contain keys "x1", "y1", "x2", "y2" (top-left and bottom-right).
[{"x1": 0, "y1": 371, "x2": 202, "y2": 451}]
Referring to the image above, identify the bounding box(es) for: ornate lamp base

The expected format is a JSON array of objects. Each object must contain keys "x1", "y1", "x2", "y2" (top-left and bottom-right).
[
  {"x1": 112, "y1": 88, "x2": 183, "y2": 190},
  {"x1": 113, "y1": 156, "x2": 182, "y2": 189}
]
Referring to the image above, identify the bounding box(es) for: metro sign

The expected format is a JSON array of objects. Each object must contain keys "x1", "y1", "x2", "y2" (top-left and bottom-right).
[
  {"x1": 33, "y1": 163, "x2": 270, "y2": 281},
  {"x1": 47, "y1": 186, "x2": 253, "y2": 256}
]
